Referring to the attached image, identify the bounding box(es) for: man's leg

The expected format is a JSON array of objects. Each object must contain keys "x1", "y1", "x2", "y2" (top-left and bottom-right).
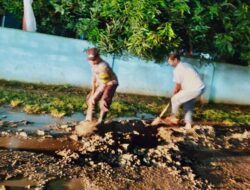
[
  {"x1": 85, "y1": 102, "x2": 95, "y2": 121},
  {"x1": 171, "y1": 90, "x2": 202, "y2": 116},
  {"x1": 164, "y1": 89, "x2": 202, "y2": 125},
  {"x1": 98, "y1": 83, "x2": 118, "y2": 124},
  {"x1": 85, "y1": 86, "x2": 104, "y2": 121},
  {"x1": 183, "y1": 98, "x2": 196, "y2": 125}
]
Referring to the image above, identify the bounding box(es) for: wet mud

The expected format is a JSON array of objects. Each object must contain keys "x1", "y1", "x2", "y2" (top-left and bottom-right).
[{"x1": 0, "y1": 108, "x2": 250, "y2": 190}]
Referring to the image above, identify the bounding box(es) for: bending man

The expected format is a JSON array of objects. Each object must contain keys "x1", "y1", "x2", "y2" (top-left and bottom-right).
[
  {"x1": 85, "y1": 48, "x2": 118, "y2": 125},
  {"x1": 163, "y1": 52, "x2": 205, "y2": 129}
]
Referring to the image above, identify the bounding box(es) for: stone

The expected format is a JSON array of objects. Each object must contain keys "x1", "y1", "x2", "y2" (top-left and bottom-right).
[
  {"x1": 75, "y1": 121, "x2": 97, "y2": 137},
  {"x1": 36, "y1": 130, "x2": 45, "y2": 136},
  {"x1": 132, "y1": 130, "x2": 139, "y2": 135},
  {"x1": 69, "y1": 134, "x2": 78, "y2": 141},
  {"x1": 19, "y1": 132, "x2": 28, "y2": 138},
  {"x1": 121, "y1": 143, "x2": 129, "y2": 151},
  {"x1": 60, "y1": 124, "x2": 68, "y2": 129}
]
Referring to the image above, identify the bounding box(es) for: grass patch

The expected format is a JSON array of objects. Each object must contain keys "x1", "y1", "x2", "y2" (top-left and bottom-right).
[
  {"x1": 0, "y1": 79, "x2": 250, "y2": 124},
  {"x1": 193, "y1": 105, "x2": 250, "y2": 125}
]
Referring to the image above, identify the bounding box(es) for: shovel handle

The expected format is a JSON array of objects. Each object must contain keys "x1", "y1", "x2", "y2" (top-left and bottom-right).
[{"x1": 159, "y1": 103, "x2": 170, "y2": 118}]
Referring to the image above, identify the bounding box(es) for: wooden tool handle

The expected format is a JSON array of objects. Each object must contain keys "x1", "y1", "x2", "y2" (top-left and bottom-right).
[{"x1": 159, "y1": 103, "x2": 170, "y2": 118}]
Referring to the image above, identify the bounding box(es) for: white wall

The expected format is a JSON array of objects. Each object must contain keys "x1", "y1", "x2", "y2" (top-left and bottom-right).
[
  {"x1": 0, "y1": 28, "x2": 92, "y2": 86},
  {"x1": 0, "y1": 28, "x2": 250, "y2": 105},
  {"x1": 211, "y1": 64, "x2": 250, "y2": 104}
]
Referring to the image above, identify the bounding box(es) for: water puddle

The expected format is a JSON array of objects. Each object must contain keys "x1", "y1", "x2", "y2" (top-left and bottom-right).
[
  {"x1": 0, "y1": 107, "x2": 84, "y2": 132},
  {"x1": 47, "y1": 178, "x2": 98, "y2": 190},
  {"x1": 114, "y1": 113, "x2": 155, "y2": 121},
  {"x1": 0, "y1": 136, "x2": 81, "y2": 152},
  {"x1": 0, "y1": 178, "x2": 38, "y2": 190},
  {"x1": 0, "y1": 178, "x2": 97, "y2": 190},
  {"x1": 0, "y1": 107, "x2": 154, "y2": 132}
]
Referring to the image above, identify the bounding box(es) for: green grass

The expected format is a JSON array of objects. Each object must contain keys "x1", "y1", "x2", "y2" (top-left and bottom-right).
[
  {"x1": 193, "y1": 105, "x2": 250, "y2": 125},
  {"x1": 0, "y1": 79, "x2": 250, "y2": 125},
  {"x1": 0, "y1": 79, "x2": 165, "y2": 118}
]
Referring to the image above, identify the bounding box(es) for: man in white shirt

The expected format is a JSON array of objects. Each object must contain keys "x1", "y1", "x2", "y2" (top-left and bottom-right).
[{"x1": 163, "y1": 52, "x2": 205, "y2": 129}]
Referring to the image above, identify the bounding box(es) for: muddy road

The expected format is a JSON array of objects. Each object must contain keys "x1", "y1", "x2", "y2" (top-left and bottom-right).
[{"x1": 0, "y1": 109, "x2": 250, "y2": 190}]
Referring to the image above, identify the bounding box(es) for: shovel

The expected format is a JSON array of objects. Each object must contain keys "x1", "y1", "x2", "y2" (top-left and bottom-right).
[
  {"x1": 151, "y1": 102, "x2": 170, "y2": 126},
  {"x1": 74, "y1": 90, "x2": 99, "y2": 137}
]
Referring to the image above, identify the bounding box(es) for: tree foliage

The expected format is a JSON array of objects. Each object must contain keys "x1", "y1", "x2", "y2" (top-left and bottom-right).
[{"x1": 0, "y1": 0, "x2": 249, "y2": 65}]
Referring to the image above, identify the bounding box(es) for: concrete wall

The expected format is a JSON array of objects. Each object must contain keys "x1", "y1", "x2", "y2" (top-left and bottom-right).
[
  {"x1": 0, "y1": 28, "x2": 92, "y2": 86},
  {"x1": 0, "y1": 27, "x2": 250, "y2": 105},
  {"x1": 211, "y1": 64, "x2": 250, "y2": 105}
]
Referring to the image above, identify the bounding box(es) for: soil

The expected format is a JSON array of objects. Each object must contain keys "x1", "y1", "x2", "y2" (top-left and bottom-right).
[{"x1": 0, "y1": 109, "x2": 250, "y2": 190}]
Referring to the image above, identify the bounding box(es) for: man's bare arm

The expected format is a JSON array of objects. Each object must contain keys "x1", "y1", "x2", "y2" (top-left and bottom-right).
[{"x1": 173, "y1": 83, "x2": 181, "y2": 94}]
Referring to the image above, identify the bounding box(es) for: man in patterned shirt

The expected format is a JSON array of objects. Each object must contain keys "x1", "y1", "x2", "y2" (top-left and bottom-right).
[{"x1": 85, "y1": 48, "x2": 118, "y2": 125}]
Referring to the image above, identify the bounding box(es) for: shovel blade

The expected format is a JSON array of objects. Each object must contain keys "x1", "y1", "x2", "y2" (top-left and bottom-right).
[{"x1": 151, "y1": 117, "x2": 162, "y2": 126}]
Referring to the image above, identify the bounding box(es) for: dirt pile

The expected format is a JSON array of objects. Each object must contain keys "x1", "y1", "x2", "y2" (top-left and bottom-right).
[{"x1": 0, "y1": 119, "x2": 250, "y2": 189}]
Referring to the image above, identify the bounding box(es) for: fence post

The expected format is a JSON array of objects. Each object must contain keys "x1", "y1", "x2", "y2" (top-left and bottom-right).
[
  {"x1": 112, "y1": 54, "x2": 115, "y2": 69},
  {"x1": 1, "y1": 15, "x2": 5, "y2": 27}
]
